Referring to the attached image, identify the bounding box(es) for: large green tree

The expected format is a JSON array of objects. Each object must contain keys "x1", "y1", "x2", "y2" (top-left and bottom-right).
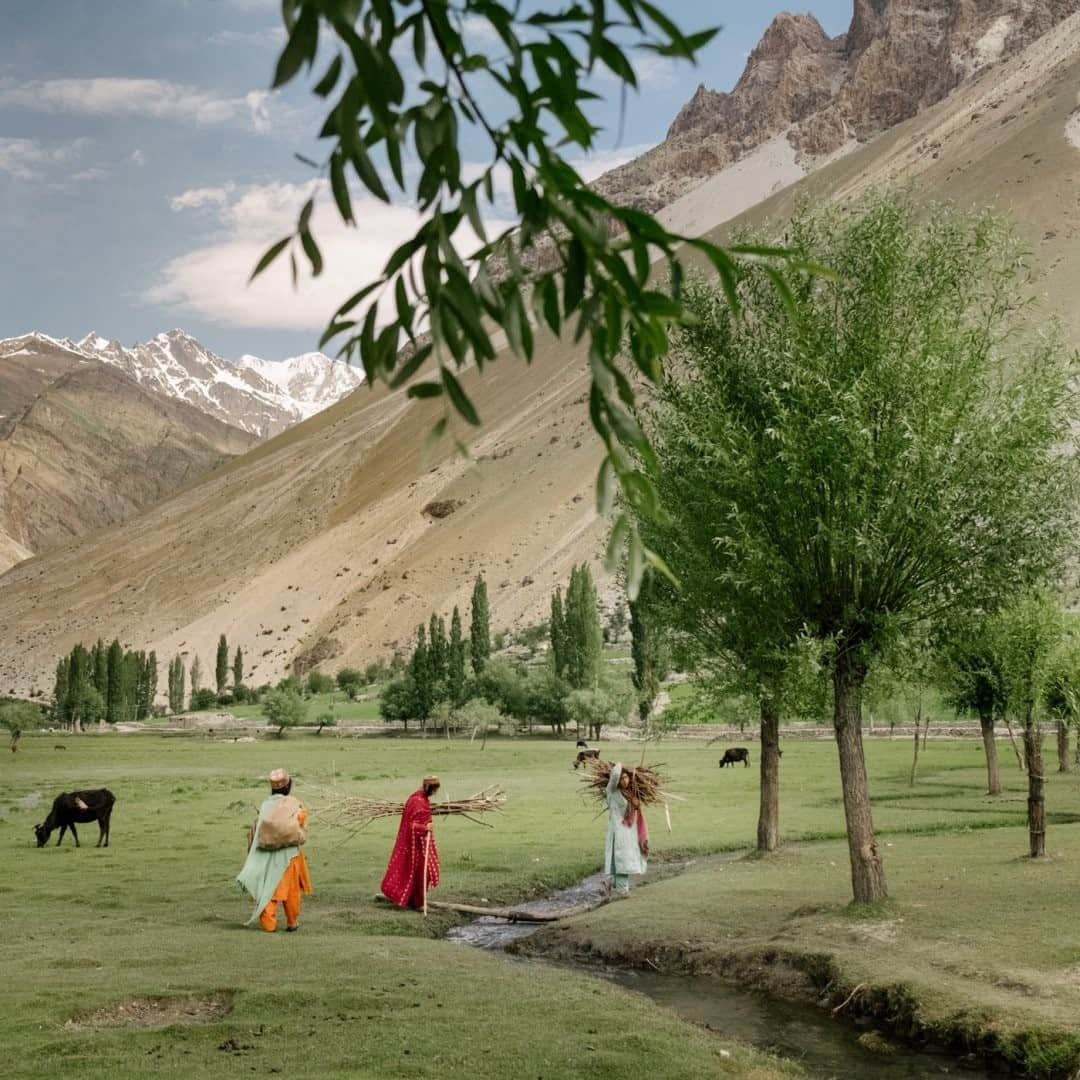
[
  {"x1": 233, "y1": 646, "x2": 244, "y2": 690},
  {"x1": 640, "y1": 197, "x2": 1080, "y2": 900}
]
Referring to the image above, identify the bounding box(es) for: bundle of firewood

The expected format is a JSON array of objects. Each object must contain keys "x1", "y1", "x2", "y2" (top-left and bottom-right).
[
  {"x1": 310, "y1": 785, "x2": 507, "y2": 831},
  {"x1": 579, "y1": 760, "x2": 673, "y2": 808}
]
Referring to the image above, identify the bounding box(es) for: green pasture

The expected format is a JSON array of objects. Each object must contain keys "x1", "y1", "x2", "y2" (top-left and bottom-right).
[{"x1": 4, "y1": 732, "x2": 1079, "y2": 1078}]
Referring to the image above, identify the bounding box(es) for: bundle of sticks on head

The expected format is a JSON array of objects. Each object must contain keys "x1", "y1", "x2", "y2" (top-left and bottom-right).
[
  {"x1": 579, "y1": 759, "x2": 675, "y2": 810},
  {"x1": 310, "y1": 785, "x2": 507, "y2": 831}
]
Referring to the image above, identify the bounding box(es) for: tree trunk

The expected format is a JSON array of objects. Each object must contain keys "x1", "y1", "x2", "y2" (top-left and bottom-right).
[
  {"x1": 757, "y1": 697, "x2": 781, "y2": 853},
  {"x1": 909, "y1": 704, "x2": 923, "y2": 787},
  {"x1": 833, "y1": 655, "x2": 888, "y2": 903},
  {"x1": 1004, "y1": 715, "x2": 1025, "y2": 771},
  {"x1": 1023, "y1": 721, "x2": 1046, "y2": 857},
  {"x1": 1056, "y1": 719, "x2": 1070, "y2": 773},
  {"x1": 979, "y1": 710, "x2": 1002, "y2": 795}
]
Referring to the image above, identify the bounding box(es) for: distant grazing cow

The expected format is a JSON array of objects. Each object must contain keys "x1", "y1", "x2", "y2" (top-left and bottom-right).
[
  {"x1": 34, "y1": 789, "x2": 115, "y2": 848},
  {"x1": 574, "y1": 748, "x2": 601, "y2": 769},
  {"x1": 719, "y1": 748, "x2": 750, "y2": 769}
]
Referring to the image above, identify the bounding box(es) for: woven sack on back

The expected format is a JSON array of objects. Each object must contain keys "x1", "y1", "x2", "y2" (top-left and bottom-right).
[{"x1": 256, "y1": 795, "x2": 307, "y2": 850}]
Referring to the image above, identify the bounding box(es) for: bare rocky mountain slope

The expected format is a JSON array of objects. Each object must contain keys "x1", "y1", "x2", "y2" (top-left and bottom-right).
[
  {"x1": 0, "y1": 330, "x2": 365, "y2": 573},
  {"x1": 596, "y1": 0, "x2": 1076, "y2": 213},
  {"x1": 0, "y1": 334, "x2": 257, "y2": 575},
  {"x1": 2, "y1": 7, "x2": 1080, "y2": 696}
]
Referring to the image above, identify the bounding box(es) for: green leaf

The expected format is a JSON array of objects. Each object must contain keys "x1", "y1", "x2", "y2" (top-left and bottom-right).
[
  {"x1": 605, "y1": 512, "x2": 630, "y2": 572},
  {"x1": 334, "y1": 279, "x2": 383, "y2": 318},
  {"x1": 313, "y1": 53, "x2": 343, "y2": 98},
  {"x1": 299, "y1": 227, "x2": 323, "y2": 276},
  {"x1": 350, "y1": 139, "x2": 390, "y2": 203},
  {"x1": 564, "y1": 236, "x2": 586, "y2": 314},
  {"x1": 595, "y1": 456, "x2": 615, "y2": 515},
  {"x1": 408, "y1": 381, "x2": 444, "y2": 400},
  {"x1": 273, "y1": 4, "x2": 318, "y2": 88},
  {"x1": 441, "y1": 366, "x2": 480, "y2": 426},
  {"x1": 330, "y1": 152, "x2": 353, "y2": 223},
  {"x1": 318, "y1": 319, "x2": 355, "y2": 348},
  {"x1": 249, "y1": 236, "x2": 290, "y2": 282}
]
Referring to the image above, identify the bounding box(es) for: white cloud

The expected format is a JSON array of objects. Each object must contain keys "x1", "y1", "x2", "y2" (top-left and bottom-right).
[
  {"x1": 170, "y1": 183, "x2": 236, "y2": 211},
  {"x1": 0, "y1": 77, "x2": 276, "y2": 131},
  {"x1": 631, "y1": 54, "x2": 677, "y2": 90},
  {"x1": 593, "y1": 51, "x2": 678, "y2": 90},
  {"x1": 208, "y1": 26, "x2": 286, "y2": 47},
  {"x1": 148, "y1": 180, "x2": 513, "y2": 331},
  {"x1": 0, "y1": 136, "x2": 90, "y2": 181},
  {"x1": 130, "y1": 148, "x2": 147, "y2": 166},
  {"x1": 571, "y1": 144, "x2": 652, "y2": 182}
]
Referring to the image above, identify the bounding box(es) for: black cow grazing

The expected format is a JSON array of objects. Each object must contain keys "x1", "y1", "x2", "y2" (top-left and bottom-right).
[
  {"x1": 719, "y1": 748, "x2": 751, "y2": 768},
  {"x1": 576, "y1": 740, "x2": 588, "y2": 749},
  {"x1": 34, "y1": 789, "x2": 115, "y2": 848},
  {"x1": 574, "y1": 748, "x2": 601, "y2": 769}
]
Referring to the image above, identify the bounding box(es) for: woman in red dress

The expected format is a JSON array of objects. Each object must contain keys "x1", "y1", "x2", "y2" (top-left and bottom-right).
[{"x1": 380, "y1": 774, "x2": 441, "y2": 909}]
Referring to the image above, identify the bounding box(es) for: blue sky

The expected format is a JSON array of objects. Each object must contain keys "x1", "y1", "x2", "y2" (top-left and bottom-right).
[{"x1": 0, "y1": 0, "x2": 853, "y2": 360}]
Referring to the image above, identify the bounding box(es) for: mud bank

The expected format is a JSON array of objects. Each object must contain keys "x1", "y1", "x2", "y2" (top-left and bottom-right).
[{"x1": 513, "y1": 920, "x2": 1080, "y2": 1079}]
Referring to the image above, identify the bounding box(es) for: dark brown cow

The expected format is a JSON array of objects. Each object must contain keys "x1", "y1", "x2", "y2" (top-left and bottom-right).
[
  {"x1": 34, "y1": 789, "x2": 115, "y2": 848},
  {"x1": 719, "y1": 748, "x2": 750, "y2": 768}
]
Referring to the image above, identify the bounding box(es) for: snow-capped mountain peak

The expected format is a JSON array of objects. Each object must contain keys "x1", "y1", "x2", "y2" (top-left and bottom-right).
[{"x1": 48, "y1": 330, "x2": 365, "y2": 438}]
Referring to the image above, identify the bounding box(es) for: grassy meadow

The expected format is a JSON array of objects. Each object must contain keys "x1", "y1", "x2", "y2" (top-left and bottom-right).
[{"x1": 4, "y1": 730, "x2": 1080, "y2": 1077}]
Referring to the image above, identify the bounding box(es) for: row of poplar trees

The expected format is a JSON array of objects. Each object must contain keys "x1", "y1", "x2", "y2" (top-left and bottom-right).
[
  {"x1": 400, "y1": 575, "x2": 490, "y2": 719},
  {"x1": 53, "y1": 640, "x2": 157, "y2": 727},
  {"x1": 166, "y1": 634, "x2": 245, "y2": 713}
]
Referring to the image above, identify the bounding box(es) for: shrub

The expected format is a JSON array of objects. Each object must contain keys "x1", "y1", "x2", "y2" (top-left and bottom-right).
[
  {"x1": 307, "y1": 671, "x2": 335, "y2": 695},
  {"x1": 336, "y1": 667, "x2": 363, "y2": 699},
  {"x1": 261, "y1": 688, "x2": 307, "y2": 736},
  {"x1": 189, "y1": 688, "x2": 218, "y2": 711}
]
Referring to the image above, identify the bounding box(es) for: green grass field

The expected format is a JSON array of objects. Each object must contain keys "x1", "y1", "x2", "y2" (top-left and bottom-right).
[{"x1": 4, "y1": 732, "x2": 1079, "y2": 1077}]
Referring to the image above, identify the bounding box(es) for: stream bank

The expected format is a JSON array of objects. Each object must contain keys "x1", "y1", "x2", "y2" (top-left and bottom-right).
[{"x1": 447, "y1": 857, "x2": 1078, "y2": 1079}]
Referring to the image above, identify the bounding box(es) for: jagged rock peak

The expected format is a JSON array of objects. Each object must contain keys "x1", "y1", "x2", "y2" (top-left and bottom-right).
[
  {"x1": 847, "y1": 0, "x2": 888, "y2": 56},
  {"x1": 747, "y1": 11, "x2": 832, "y2": 63}
]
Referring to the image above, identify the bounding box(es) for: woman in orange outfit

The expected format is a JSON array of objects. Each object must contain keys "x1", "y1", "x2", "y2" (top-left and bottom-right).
[{"x1": 237, "y1": 768, "x2": 312, "y2": 931}]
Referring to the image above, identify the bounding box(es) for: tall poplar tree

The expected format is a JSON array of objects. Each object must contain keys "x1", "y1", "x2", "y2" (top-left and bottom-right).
[
  {"x1": 233, "y1": 646, "x2": 244, "y2": 689},
  {"x1": 190, "y1": 654, "x2": 202, "y2": 696},
  {"x1": 470, "y1": 575, "x2": 491, "y2": 675},
  {"x1": 565, "y1": 564, "x2": 602, "y2": 690},
  {"x1": 429, "y1": 613, "x2": 448, "y2": 687},
  {"x1": 216, "y1": 635, "x2": 229, "y2": 696},
  {"x1": 54, "y1": 656, "x2": 70, "y2": 720},
  {"x1": 410, "y1": 623, "x2": 433, "y2": 721},
  {"x1": 550, "y1": 588, "x2": 568, "y2": 678},
  {"x1": 448, "y1": 606, "x2": 466, "y2": 707},
  {"x1": 106, "y1": 639, "x2": 125, "y2": 725},
  {"x1": 92, "y1": 638, "x2": 108, "y2": 696}
]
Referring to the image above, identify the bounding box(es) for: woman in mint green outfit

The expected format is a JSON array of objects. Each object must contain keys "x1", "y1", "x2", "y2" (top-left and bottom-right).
[{"x1": 604, "y1": 762, "x2": 648, "y2": 896}]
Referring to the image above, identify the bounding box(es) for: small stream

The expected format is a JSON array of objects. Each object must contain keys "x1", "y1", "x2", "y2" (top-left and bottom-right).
[{"x1": 447, "y1": 870, "x2": 993, "y2": 1080}]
